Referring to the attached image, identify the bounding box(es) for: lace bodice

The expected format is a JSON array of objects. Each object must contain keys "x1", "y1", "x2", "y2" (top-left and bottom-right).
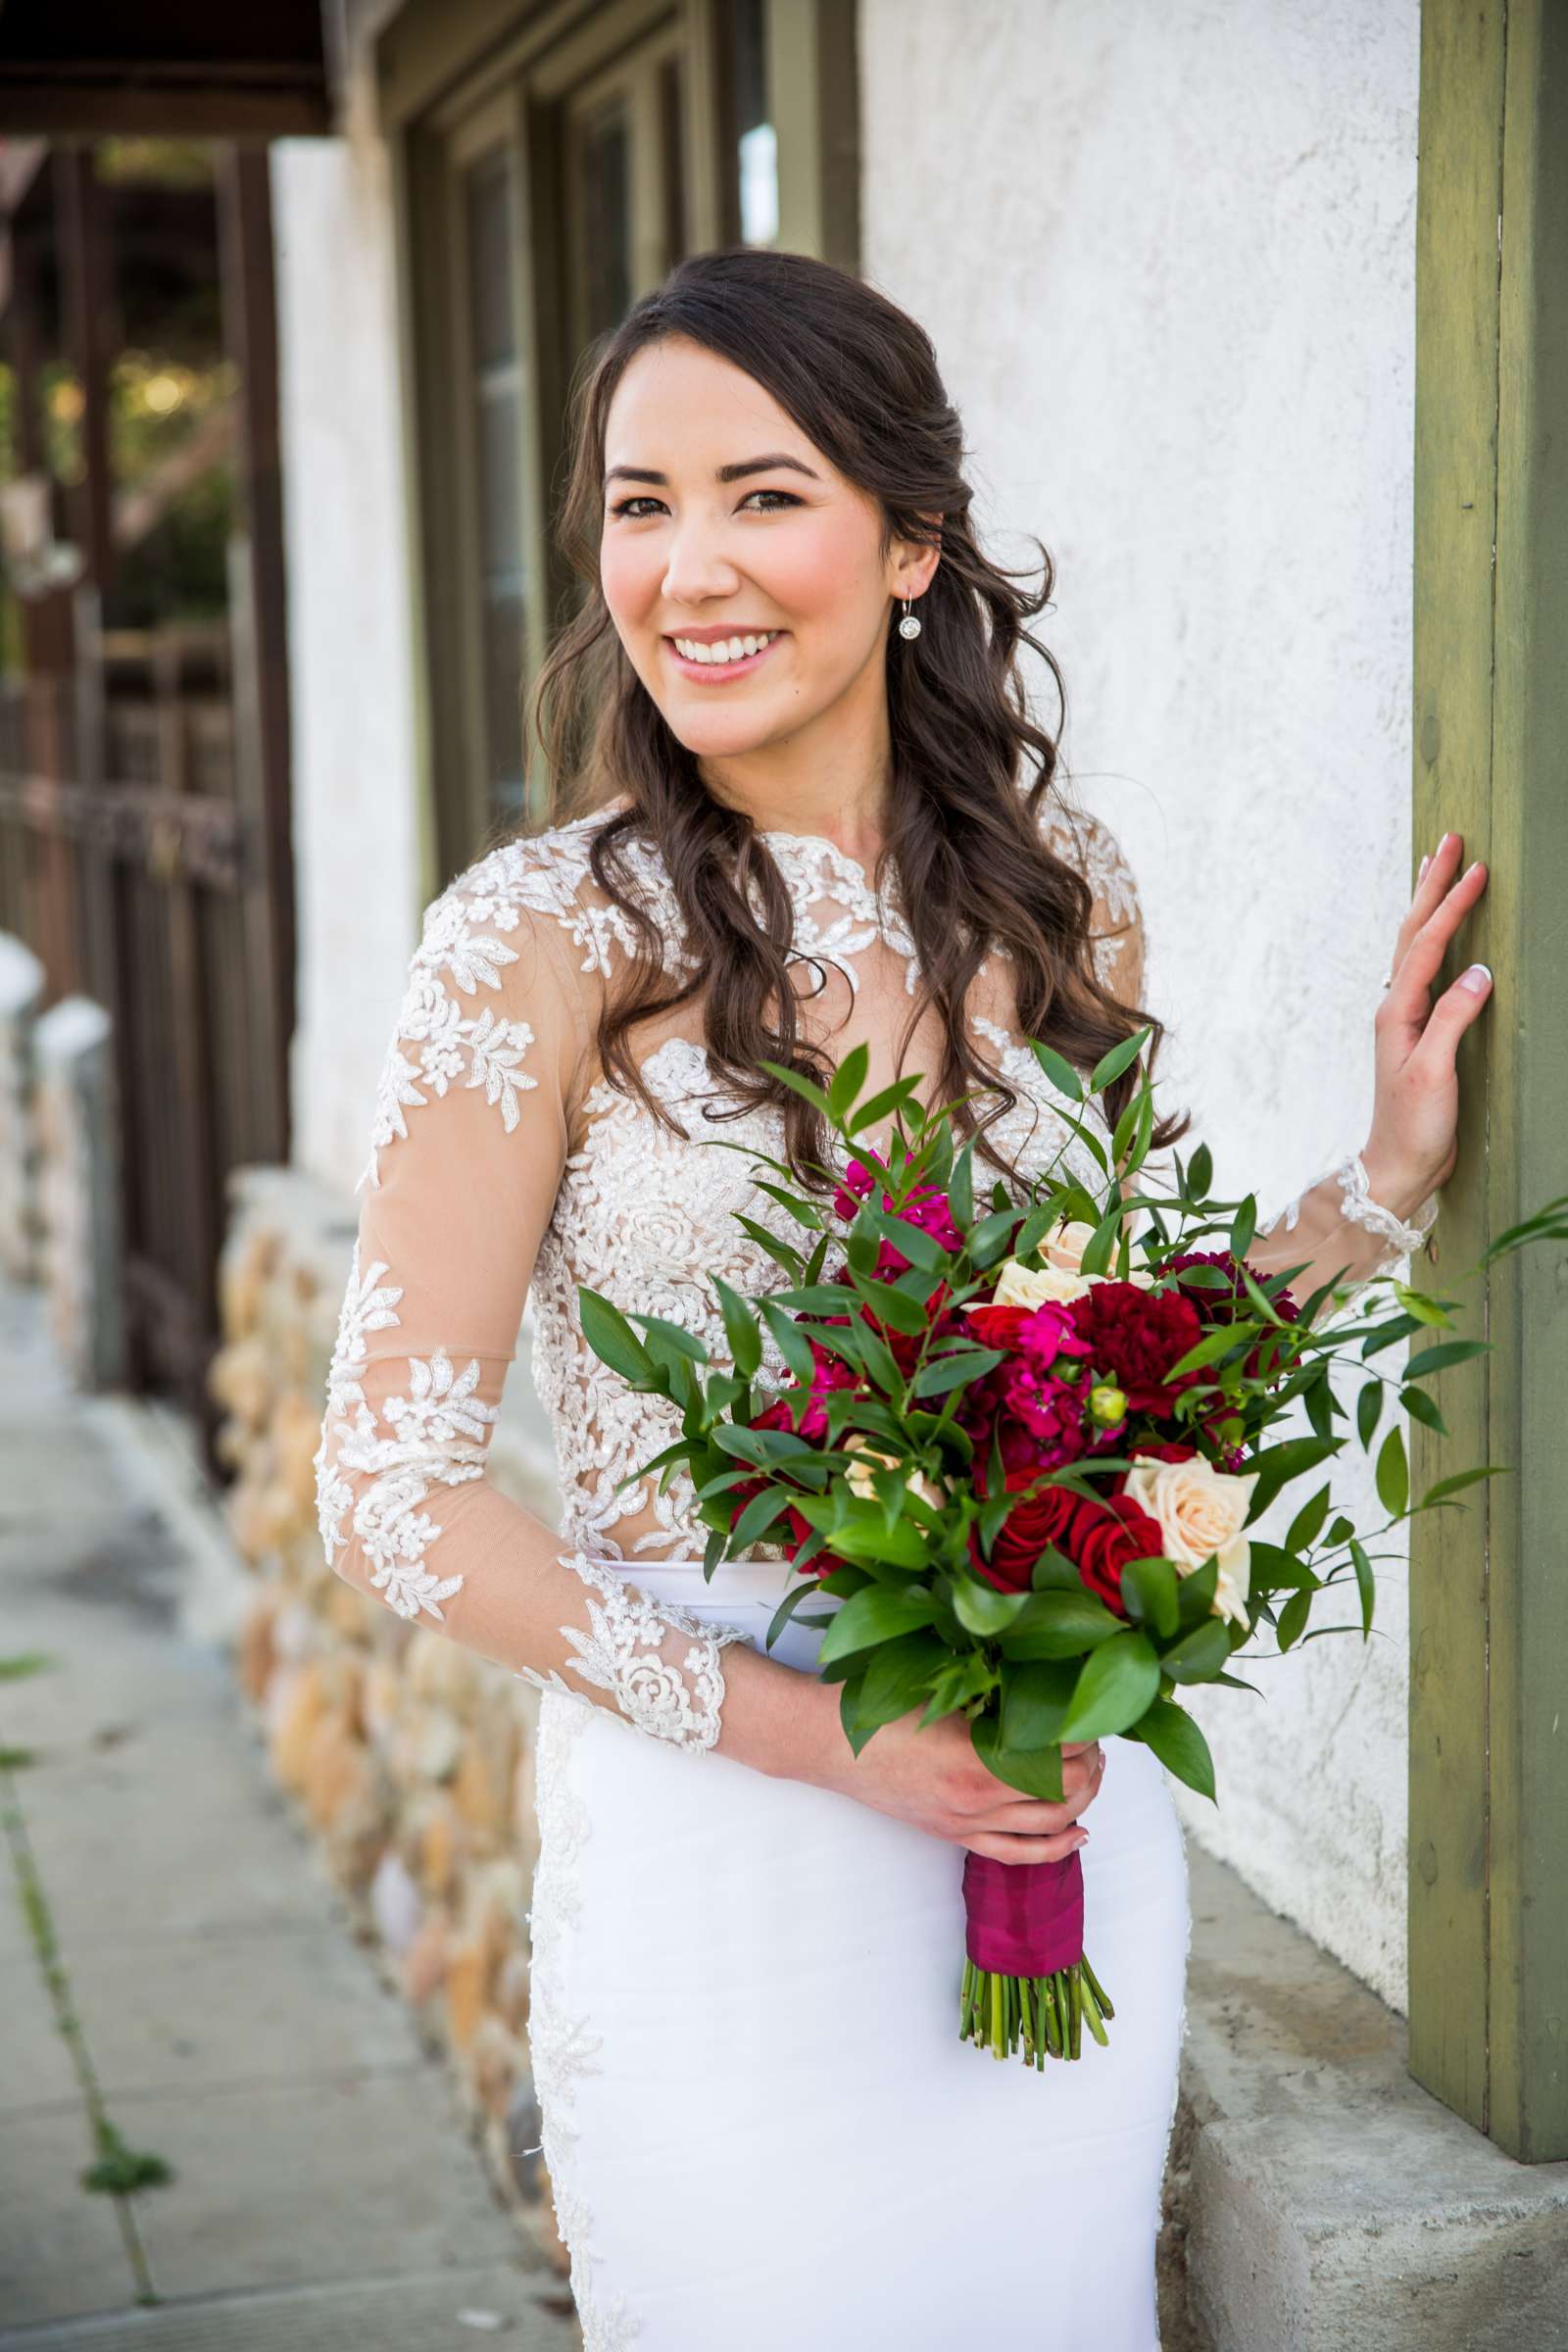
[{"x1": 314, "y1": 793, "x2": 1437, "y2": 1755}]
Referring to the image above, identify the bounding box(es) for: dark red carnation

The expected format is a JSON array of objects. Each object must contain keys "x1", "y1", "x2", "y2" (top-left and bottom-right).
[
  {"x1": 1069, "y1": 1280, "x2": 1205, "y2": 1416},
  {"x1": 1155, "y1": 1249, "x2": 1299, "y2": 1384}
]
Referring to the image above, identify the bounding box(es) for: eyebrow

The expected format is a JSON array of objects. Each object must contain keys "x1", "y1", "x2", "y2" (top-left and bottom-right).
[{"x1": 603, "y1": 453, "x2": 822, "y2": 489}]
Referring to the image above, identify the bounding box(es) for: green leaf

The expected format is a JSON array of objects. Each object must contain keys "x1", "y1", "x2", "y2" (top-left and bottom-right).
[
  {"x1": 1243, "y1": 1434, "x2": 1345, "y2": 1524},
  {"x1": 1416, "y1": 1463, "x2": 1508, "y2": 1508},
  {"x1": 1375, "y1": 1424, "x2": 1409, "y2": 1519},
  {"x1": 1175, "y1": 1555, "x2": 1220, "y2": 1627},
  {"x1": 920, "y1": 1653, "x2": 997, "y2": 1725},
  {"x1": 948, "y1": 1137, "x2": 976, "y2": 1229},
  {"x1": 1119, "y1": 1554, "x2": 1180, "y2": 1640},
  {"x1": 1158, "y1": 1616, "x2": 1233, "y2": 1684},
  {"x1": 1088, "y1": 1025, "x2": 1151, "y2": 1094},
  {"x1": 862, "y1": 1203, "x2": 949, "y2": 1273},
  {"x1": 1356, "y1": 1378, "x2": 1383, "y2": 1453},
  {"x1": 837, "y1": 1669, "x2": 875, "y2": 1755},
  {"x1": 1059, "y1": 1630, "x2": 1162, "y2": 1741},
  {"x1": 763, "y1": 1578, "x2": 823, "y2": 1653},
  {"x1": 1162, "y1": 1322, "x2": 1256, "y2": 1382},
  {"x1": 856, "y1": 1631, "x2": 949, "y2": 1733},
  {"x1": 1229, "y1": 1194, "x2": 1258, "y2": 1261},
  {"x1": 1285, "y1": 1482, "x2": 1332, "y2": 1555},
  {"x1": 967, "y1": 1207, "x2": 1023, "y2": 1269},
  {"x1": 994, "y1": 1588, "x2": 1126, "y2": 1659},
  {"x1": 847, "y1": 1076, "x2": 922, "y2": 1134},
  {"x1": 1186, "y1": 1142, "x2": 1213, "y2": 1200},
  {"x1": 1000, "y1": 1658, "x2": 1078, "y2": 1752},
  {"x1": 1028, "y1": 1040, "x2": 1083, "y2": 1102},
  {"x1": 1078, "y1": 1198, "x2": 1127, "y2": 1280},
  {"x1": 709, "y1": 1273, "x2": 762, "y2": 1381},
  {"x1": 953, "y1": 1578, "x2": 1030, "y2": 1637},
  {"x1": 909, "y1": 1346, "x2": 1004, "y2": 1399},
  {"x1": 794, "y1": 1499, "x2": 932, "y2": 1571},
  {"x1": 759, "y1": 1298, "x2": 817, "y2": 1388},
  {"x1": 1349, "y1": 1539, "x2": 1375, "y2": 1638},
  {"x1": 828, "y1": 1040, "x2": 870, "y2": 1123},
  {"x1": 636, "y1": 1313, "x2": 710, "y2": 1366},
  {"x1": 758, "y1": 1056, "x2": 834, "y2": 1117},
  {"x1": 576, "y1": 1286, "x2": 656, "y2": 1383},
  {"x1": 1277, "y1": 1589, "x2": 1312, "y2": 1650},
  {"x1": 1246, "y1": 1540, "x2": 1320, "y2": 1593},
  {"x1": 1399, "y1": 1384, "x2": 1448, "y2": 1438},
  {"x1": 729, "y1": 1488, "x2": 795, "y2": 1547},
  {"x1": 1127, "y1": 1696, "x2": 1215, "y2": 1802},
  {"x1": 1302, "y1": 1371, "x2": 1336, "y2": 1443},
  {"x1": 1391, "y1": 1281, "x2": 1454, "y2": 1329},
  {"x1": 1030, "y1": 1544, "x2": 1090, "y2": 1592},
  {"x1": 1403, "y1": 1337, "x2": 1492, "y2": 1379},
  {"x1": 815, "y1": 1584, "x2": 938, "y2": 1667},
  {"x1": 969, "y1": 1710, "x2": 1065, "y2": 1801},
  {"x1": 851, "y1": 1276, "x2": 932, "y2": 1337}
]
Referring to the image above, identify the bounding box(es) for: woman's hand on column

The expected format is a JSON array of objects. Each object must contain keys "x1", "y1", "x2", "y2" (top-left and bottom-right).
[{"x1": 1361, "y1": 830, "x2": 1492, "y2": 1216}]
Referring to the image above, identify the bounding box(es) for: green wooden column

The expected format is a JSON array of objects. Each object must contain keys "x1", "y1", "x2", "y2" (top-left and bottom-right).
[{"x1": 1410, "y1": 0, "x2": 1568, "y2": 2162}]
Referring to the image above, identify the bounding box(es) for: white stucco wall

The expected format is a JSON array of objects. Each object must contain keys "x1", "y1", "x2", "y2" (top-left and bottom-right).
[
  {"x1": 861, "y1": 0, "x2": 1421, "y2": 2008},
  {"x1": 271, "y1": 60, "x2": 425, "y2": 1201}
]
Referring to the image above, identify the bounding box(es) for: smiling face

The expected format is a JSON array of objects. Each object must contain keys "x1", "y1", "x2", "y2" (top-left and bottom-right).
[{"x1": 598, "y1": 335, "x2": 936, "y2": 780}]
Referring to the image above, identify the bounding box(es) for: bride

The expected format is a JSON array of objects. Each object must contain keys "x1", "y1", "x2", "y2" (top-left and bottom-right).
[{"x1": 315, "y1": 247, "x2": 1490, "y2": 2348}]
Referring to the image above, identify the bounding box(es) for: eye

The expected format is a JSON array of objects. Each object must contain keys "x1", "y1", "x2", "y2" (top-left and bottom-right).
[{"x1": 606, "y1": 488, "x2": 804, "y2": 519}]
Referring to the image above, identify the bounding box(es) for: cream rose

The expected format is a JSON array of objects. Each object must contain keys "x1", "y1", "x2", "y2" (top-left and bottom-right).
[
  {"x1": 843, "y1": 1433, "x2": 948, "y2": 1513},
  {"x1": 987, "y1": 1251, "x2": 1095, "y2": 1307},
  {"x1": 978, "y1": 1216, "x2": 1156, "y2": 1311},
  {"x1": 1121, "y1": 1454, "x2": 1259, "y2": 1630}
]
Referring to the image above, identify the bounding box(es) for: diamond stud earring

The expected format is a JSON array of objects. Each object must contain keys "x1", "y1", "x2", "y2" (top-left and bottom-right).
[{"x1": 898, "y1": 596, "x2": 922, "y2": 640}]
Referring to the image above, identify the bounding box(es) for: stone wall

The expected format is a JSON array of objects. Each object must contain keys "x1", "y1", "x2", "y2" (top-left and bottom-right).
[
  {"x1": 208, "y1": 1161, "x2": 568, "y2": 2264},
  {"x1": 0, "y1": 935, "x2": 44, "y2": 1282}
]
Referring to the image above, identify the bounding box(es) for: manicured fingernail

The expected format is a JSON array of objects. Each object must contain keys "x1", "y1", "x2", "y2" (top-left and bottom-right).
[
  {"x1": 1418, "y1": 854, "x2": 1430, "y2": 881},
  {"x1": 1072, "y1": 1832, "x2": 1089, "y2": 1847},
  {"x1": 1459, "y1": 962, "x2": 1492, "y2": 993}
]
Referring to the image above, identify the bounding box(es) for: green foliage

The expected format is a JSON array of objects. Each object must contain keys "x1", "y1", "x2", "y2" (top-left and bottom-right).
[{"x1": 568, "y1": 1005, "x2": 1554, "y2": 1820}]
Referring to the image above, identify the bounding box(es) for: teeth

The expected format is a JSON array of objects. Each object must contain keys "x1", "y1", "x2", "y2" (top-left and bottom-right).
[{"x1": 673, "y1": 631, "x2": 779, "y2": 665}]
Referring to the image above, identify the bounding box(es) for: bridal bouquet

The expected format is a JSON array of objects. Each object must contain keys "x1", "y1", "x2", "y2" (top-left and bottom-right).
[{"x1": 576, "y1": 1031, "x2": 1564, "y2": 2074}]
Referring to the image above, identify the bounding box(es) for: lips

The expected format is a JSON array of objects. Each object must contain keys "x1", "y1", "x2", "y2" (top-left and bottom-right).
[{"x1": 662, "y1": 632, "x2": 786, "y2": 683}]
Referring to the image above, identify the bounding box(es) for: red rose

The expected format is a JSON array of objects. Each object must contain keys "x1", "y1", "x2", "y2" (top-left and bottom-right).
[
  {"x1": 1070, "y1": 1489, "x2": 1165, "y2": 1614},
  {"x1": 966, "y1": 1470, "x2": 1163, "y2": 1615},
  {"x1": 1070, "y1": 1281, "x2": 1205, "y2": 1416}
]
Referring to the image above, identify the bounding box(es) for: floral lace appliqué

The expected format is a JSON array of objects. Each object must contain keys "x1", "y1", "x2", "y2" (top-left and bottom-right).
[
  {"x1": 525, "y1": 1693, "x2": 642, "y2": 2349},
  {"x1": 514, "y1": 1546, "x2": 751, "y2": 1750}
]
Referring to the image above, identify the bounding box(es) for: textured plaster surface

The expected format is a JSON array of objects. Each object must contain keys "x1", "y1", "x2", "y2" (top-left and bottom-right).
[
  {"x1": 861, "y1": 0, "x2": 1423, "y2": 2006},
  {"x1": 271, "y1": 90, "x2": 426, "y2": 1203}
]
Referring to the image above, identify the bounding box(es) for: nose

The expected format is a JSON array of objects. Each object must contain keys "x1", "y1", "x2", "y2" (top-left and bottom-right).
[{"x1": 661, "y1": 518, "x2": 744, "y2": 610}]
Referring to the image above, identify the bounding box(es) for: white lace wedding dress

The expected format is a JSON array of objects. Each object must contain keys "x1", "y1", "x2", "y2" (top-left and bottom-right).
[{"x1": 314, "y1": 792, "x2": 1438, "y2": 2349}]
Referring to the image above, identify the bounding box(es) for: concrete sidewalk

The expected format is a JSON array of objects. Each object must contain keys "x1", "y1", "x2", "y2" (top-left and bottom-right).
[{"x1": 0, "y1": 1278, "x2": 575, "y2": 2350}]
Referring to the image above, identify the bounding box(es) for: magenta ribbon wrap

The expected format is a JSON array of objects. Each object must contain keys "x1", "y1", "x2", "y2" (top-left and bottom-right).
[{"x1": 962, "y1": 1847, "x2": 1085, "y2": 1976}]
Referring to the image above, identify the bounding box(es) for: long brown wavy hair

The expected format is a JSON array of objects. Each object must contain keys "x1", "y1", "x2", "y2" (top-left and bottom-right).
[{"x1": 516, "y1": 244, "x2": 1189, "y2": 1199}]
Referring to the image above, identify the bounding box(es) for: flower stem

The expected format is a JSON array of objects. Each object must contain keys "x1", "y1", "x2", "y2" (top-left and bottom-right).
[{"x1": 957, "y1": 1951, "x2": 1115, "y2": 2071}]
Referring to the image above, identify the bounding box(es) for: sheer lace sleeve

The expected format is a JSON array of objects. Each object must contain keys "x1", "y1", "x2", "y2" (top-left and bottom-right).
[
  {"x1": 1044, "y1": 808, "x2": 1442, "y2": 1302},
  {"x1": 1246, "y1": 1152, "x2": 1440, "y2": 1302},
  {"x1": 1042, "y1": 801, "x2": 1148, "y2": 1004},
  {"x1": 313, "y1": 850, "x2": 752, "y2": 1751}
]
